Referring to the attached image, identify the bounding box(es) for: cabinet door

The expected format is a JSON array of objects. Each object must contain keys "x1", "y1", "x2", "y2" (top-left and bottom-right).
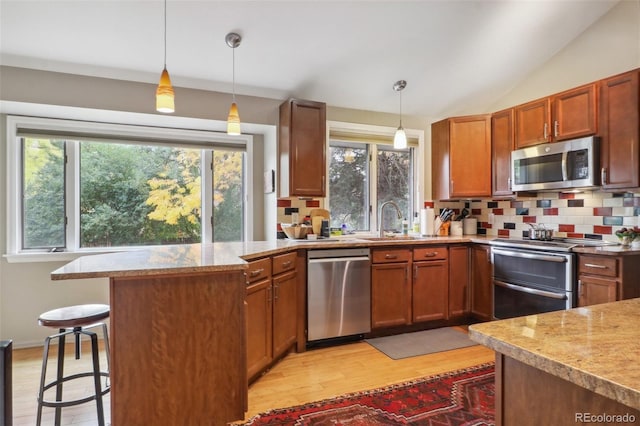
[
  {"x1": 279, "y1": 99, "x2": 326, "y2": 197},
  {"x1": 492, "y1": 108, "x2": 515, "y2": 197},
  {"x1": 371, "y1": 263, "x2": 411, "y2": 328},
  {"x1": 449, "y1": 115, "x2": 492, "y2": 198},
  {"x1": 272, "y1": 270, "x2": 297, "y2": 358},
  {"x1": 448, "y1": 245, "x2": 469, "y2": 318},
  {"x1": 413, "y1": 260, "x2": 448, "y2": 322},
  {"x1": 552, "y1": 83, "x2": 597, "y2": 141},
  {"x1": 470, "y1": 244, "x2": 493, "y2": 321},
  {"x1": 515, "y1": 98, "x2": 551, "y2": 148},
  {"x1": 600, "y1": 70, "x2": 639, "y2": 190},
  {"x1": 246, "y1": 279, "x2": 272, "y2": 380},
  {"x1": 578, "y1": 276, "x2": 617, "y2": 307}
]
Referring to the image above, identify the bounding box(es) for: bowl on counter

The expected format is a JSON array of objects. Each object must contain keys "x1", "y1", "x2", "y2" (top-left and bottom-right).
[{"x1": 281, "y1": 223, "x2": 313, "y2": 240}]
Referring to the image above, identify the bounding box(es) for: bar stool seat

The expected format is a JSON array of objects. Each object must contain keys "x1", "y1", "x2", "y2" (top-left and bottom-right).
[{"x1": 36, "y1": 304, "x2": 111, "y2": 426}]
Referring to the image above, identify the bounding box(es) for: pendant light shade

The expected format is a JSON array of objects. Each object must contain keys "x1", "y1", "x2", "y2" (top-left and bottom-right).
[
  {"x1": 226, "y1": 32, "x2": 242, "y2": 135},
  {"x1": 393, "y1": 80, "x2": 407, "y2": 149},
  {"x1": 156, "y1": 67, "x2": 175, "y2": 113},
  {"x1": 227, "y1": 102, "x2": 241, "y2": 135},
  {"x1": 156, "y1": 0, "x2": 174, "y2": 113}
]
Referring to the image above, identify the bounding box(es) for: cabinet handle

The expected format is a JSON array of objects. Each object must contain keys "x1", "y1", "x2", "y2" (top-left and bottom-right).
[
  {"x1": 601, "y1": 168, "x2": 607, "y2": 185},
  {"x1": 424, "y1": 252, "x2": 437, "y2": 257},
  {"x1": 267, "y1": 286, "x2": 273, "y2": 304},
  {"x1": 273, "y1": 284, "x2": 279, "y2": 301},
  {"x1": 486, "y1": 249, "x2": 491, "y2": 264},
  {"x1": 554, "y1": 120, "x2": 559, "y2": 138},
  {"x1": 385, "y1": 254, "x2": 398, "y2": 259},
  {"x1": 584, "y1": 263, "x2": 607, "y2": 269},
  {"x1": 507, "y1": 177, "x2": 511, "y2": 190},
  {"x1": 543, "y1": 123, "x2": 548, "y2": 140},
  {"x1": 281, "y1": 260, "x2": 292, "y2": 268},
  {"x1": 249, "y1": 268, "x2": 264, "y2": 278},
  {"x1": 578, "y1": 279, "x2": 583, "y2": 297}
]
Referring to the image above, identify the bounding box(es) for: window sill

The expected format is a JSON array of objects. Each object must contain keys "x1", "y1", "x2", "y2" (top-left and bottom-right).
[{"x1": 4, "y1": 249, "x2": 124, "y2": 264}]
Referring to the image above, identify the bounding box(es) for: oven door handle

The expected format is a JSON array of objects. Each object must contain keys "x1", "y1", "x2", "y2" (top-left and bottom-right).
[
  {"x1": 491, "y1": 248, "x2": 568, "y2": 263},
  {"x1": 494, "y1": 280, "x2": 568, "y2": 300}
]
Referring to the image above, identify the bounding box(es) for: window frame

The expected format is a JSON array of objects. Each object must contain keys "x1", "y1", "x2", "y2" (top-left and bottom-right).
[
  {"x1": 326, "y1": 121, "x2": 424, "y2": 234},
  {"x1": 6, "y1": 115, "x2": 254, "y2": 261}
]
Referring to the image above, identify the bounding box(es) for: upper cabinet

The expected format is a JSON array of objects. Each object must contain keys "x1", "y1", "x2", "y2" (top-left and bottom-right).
[
  {"x1": 491, "y1": 108, "x2": 515, "y2": 197},
  {"x1": 515, "y1": 83, "x2": 598, "y2": 148},
  {"x1": 432, "y1": 114, "x2": 491, "y2": 200},
  {"x1": 279, "y1": 99, "x2": 327, "y2": 197},
  {"x1": 599, "y1": 70, "x2": 640, "y2": 190}
]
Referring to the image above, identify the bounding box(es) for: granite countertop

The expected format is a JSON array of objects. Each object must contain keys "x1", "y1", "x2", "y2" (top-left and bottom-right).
[
  {"x1": 468, "y1": 298, "x2": 640, "y2": 410},
  {"x1": 51, "y1": 235, "x2": 495, "y2": 280},
  {"x1": 571, "y1": 245, "x2": 640, "y2": 255}
]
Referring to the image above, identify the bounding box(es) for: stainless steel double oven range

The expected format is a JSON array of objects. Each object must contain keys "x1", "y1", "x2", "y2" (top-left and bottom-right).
[{"x1": 489, "y1": 238, "x2": 609, "y2": 320}]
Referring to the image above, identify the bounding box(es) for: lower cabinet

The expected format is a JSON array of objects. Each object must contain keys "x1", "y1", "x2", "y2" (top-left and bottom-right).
[
  {"x1": 412, "y1": 246, "x2": 449, "y2": 322},
  {"x1": 246, "y1": 252, "x2": 297, "y2": 381},
  {"x1": 577, "y1": 253, "x2": 640, "y2": 307},
  {"x1": 448, "y1": 245, "x2": 470, "y2": 318},
  {"x1": 371, "y1": 248, "x2": 412, "y2": 328},
  {"x1": 470, "y1": 244, "x2": 493, "y2": 321}
]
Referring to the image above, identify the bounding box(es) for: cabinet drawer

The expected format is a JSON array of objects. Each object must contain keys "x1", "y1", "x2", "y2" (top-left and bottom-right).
[
  {"x1": 245, "y1": 257, "x2": 271, "y2": 284},
  {"x1": 372, "y1": 248, "x2": 411, "y2": 263},
  {"x1": 578, "y1": 255, "x2": 618, "y2": 278},
  {"x1": 413, "y1": 246, "x2": 448, "y2": 261},
  {"x1": 272, "y1": 251, "x2": 297, "y2": 275}
]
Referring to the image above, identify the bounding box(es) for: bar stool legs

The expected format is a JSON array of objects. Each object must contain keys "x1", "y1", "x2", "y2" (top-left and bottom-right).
[{"x1": 36, "y1": 323, "x2": 110, "y2": 426}]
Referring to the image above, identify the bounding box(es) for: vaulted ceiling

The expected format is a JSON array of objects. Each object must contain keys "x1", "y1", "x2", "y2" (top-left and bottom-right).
[{"x1": 0, "y1": 1, "x2": 620, "y2": 118}]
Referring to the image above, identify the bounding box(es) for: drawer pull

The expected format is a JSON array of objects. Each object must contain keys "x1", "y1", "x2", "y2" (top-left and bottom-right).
[
  {"x1": 249, "y1": 268, "x2": 264, "y2": 277},
  {"x1": 384, "y1": 254, "x2": 398, "y2": 260},
  {"x1": 584, "y1": 263, "x2": 607, "y2": 269},
  {"x1": 281, "y1": 260, "x2": 292, "y2": 268},
  {"x1": 424, "y1": 252, "x2": 437, "y2": 257}
]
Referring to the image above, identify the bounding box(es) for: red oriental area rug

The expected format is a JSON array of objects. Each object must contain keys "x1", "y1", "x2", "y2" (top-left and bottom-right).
[{"x1": 241, "y1": 363, "x2": 495, "y2": 425}]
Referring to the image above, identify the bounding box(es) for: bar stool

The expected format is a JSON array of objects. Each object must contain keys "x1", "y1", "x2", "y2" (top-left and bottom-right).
[{"x1": 36, "y1": 304, "x2": 110, "y2": 426}]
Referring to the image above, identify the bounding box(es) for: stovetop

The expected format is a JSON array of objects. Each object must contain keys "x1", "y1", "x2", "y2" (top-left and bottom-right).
[{"x1": 490, "y1": 237, "x2": 616, "y2": 252}]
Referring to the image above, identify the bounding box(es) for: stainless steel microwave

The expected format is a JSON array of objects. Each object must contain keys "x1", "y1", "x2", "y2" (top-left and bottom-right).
[{"x1": 511, "y1": 136, "x2": 600, "y2": 192}]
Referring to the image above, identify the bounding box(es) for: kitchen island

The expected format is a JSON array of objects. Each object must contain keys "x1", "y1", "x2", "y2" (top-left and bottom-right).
[
  {"x1": 469, "y1": 299, "x2": 640, "y2": 426},
  {"x1": 51, "y1": 236, "x2": 486, "y2": 425}
]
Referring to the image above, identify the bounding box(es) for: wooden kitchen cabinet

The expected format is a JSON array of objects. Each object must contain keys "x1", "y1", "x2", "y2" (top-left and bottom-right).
[
  {"x1": 278, "y1": 99, "x2": 326, "y2": 197},
  {"x1": 245, "y1": 252, "x2": 297, "y2": 382},
  {"x1": 432, "y1": 114, "x2": 491, "y2": 200},
  {"x1": 515, "y1": 83, "x2": 597, "y2": 148},
  {"x1": 448, "y1": 245, "x2": 469, "y2": 318},
  {"x1": 470, "y1": 244, "x2": 493, "y2": 321},
  {"x1": 371, "y1": 248, "x2": 412, "y2": 328},
  {"x1": 412, "y1": 246, "x2": 449, "y2": 322},
  {"x1": 491, "y1": 108, "x2": 515, "y2": 197},
  {"x1": 599, "y1": 69, "x2": 640, "y2": 190},
  {"x1": 577, "y1": 253, "x2": 640, "y2": 307}
]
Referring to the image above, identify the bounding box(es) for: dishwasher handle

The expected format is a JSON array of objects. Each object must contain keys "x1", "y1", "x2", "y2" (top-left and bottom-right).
[{"x1": 308, "y1": 256, "x2": 370, "y2": 264}]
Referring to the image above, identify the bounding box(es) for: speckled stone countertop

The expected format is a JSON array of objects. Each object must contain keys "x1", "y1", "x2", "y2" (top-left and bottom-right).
[
  {"x1": 469, "y1": 298, "x2": 640, "y2": 410},
  {"x1": 572, "y1": 245, "x2": 640, "y2": 255},
  {"x1": 51, "y1": 235, "x2": 494, "y2": 280}
]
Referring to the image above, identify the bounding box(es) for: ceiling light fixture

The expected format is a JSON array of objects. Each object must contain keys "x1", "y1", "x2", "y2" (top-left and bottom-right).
[
  {"x1": 156, "y1": 0, "x2": 175, "y2": 113},
  {"x1": 226, "y1": 32, "x2": 242, "y2": 135},
  {"x1": 393, "y1": 80, "x2": 407, "y2": 149}
]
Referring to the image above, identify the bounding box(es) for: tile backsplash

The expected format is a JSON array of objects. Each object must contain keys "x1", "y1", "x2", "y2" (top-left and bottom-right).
[
  {"x1": 434, "y1": 191, "x2": 640, "y2": 244},
  {"x1": 277, "y1": 191, "x2": 640, "y2": 243}
]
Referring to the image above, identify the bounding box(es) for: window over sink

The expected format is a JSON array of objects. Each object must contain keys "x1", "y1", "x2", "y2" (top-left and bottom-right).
[
  {"x1": 8, "y1": 116, "x2": 252, "y2": 256},
  {"x1": 327, "y1": 122, "x2": 422, "y2": 233}
]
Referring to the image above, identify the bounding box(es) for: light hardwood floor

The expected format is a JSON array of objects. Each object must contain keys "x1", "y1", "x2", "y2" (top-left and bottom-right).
[{"x1": 11, "y1": 332, "x2": 494, "y2": 425}]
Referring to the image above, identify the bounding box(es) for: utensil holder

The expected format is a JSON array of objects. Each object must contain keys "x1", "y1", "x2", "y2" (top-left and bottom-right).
[{"x1": 438, "y1": 221, "x2": 450, "y2": 236}]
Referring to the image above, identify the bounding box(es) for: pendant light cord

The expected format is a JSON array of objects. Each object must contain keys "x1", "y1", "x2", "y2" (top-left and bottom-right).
[
  {"x1": 399, "y1": 89, "x2": 403, "y2": 127},
  {"x1": 163, "y1": 0, "x2": 167, "y2": 68},
  {"x1": 232, "y1": 45, "x2": 236, "y2": 102}
]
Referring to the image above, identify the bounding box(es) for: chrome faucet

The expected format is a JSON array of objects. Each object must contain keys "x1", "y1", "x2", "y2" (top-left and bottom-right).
[{"x1": 379, "y1": 201, "x2": 403, "y2": 237}]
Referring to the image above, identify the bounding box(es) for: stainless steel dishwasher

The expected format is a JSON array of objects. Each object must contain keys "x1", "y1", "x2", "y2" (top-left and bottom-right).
[{"x1": 307, "y1": 248, "x2": 371, "y2": 344}]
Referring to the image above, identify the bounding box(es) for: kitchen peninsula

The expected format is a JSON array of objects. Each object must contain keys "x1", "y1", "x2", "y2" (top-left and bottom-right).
[
  {"x1": 469, "y1": 298, "x2": 640, "y2": 426},
  {"x1": 50, "y1": 236, "x2": 479, "y2": 425}
]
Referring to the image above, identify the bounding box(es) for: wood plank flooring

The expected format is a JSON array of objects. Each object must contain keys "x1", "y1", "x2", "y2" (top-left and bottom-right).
[{"x1": 10, "y1": 331, "x2": 494, "y2": 425}]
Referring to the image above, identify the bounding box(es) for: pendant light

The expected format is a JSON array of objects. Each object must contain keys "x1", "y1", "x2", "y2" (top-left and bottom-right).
[
  {"x1": 393, "y1": 80, "x2": 407, "y2": 149},
  {"x1": 226, "y1": 32, "x2": 242, "y2": 135},
  {"x1": 156, "y1": 0, "x2": 175, "y2": 113}
]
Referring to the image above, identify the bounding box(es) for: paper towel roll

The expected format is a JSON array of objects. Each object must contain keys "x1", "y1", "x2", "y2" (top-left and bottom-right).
[{"x1": 420, "y1": 208, "x2": 435, "y2": 236}]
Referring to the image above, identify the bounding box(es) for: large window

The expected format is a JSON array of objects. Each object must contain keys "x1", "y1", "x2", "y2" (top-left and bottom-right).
[
  {"x1": 11, "y1": 117, "x2": 251, "y2": 254},
  {"x1": 328, "y1": 125, "x2": 419, "y2": 234}
]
